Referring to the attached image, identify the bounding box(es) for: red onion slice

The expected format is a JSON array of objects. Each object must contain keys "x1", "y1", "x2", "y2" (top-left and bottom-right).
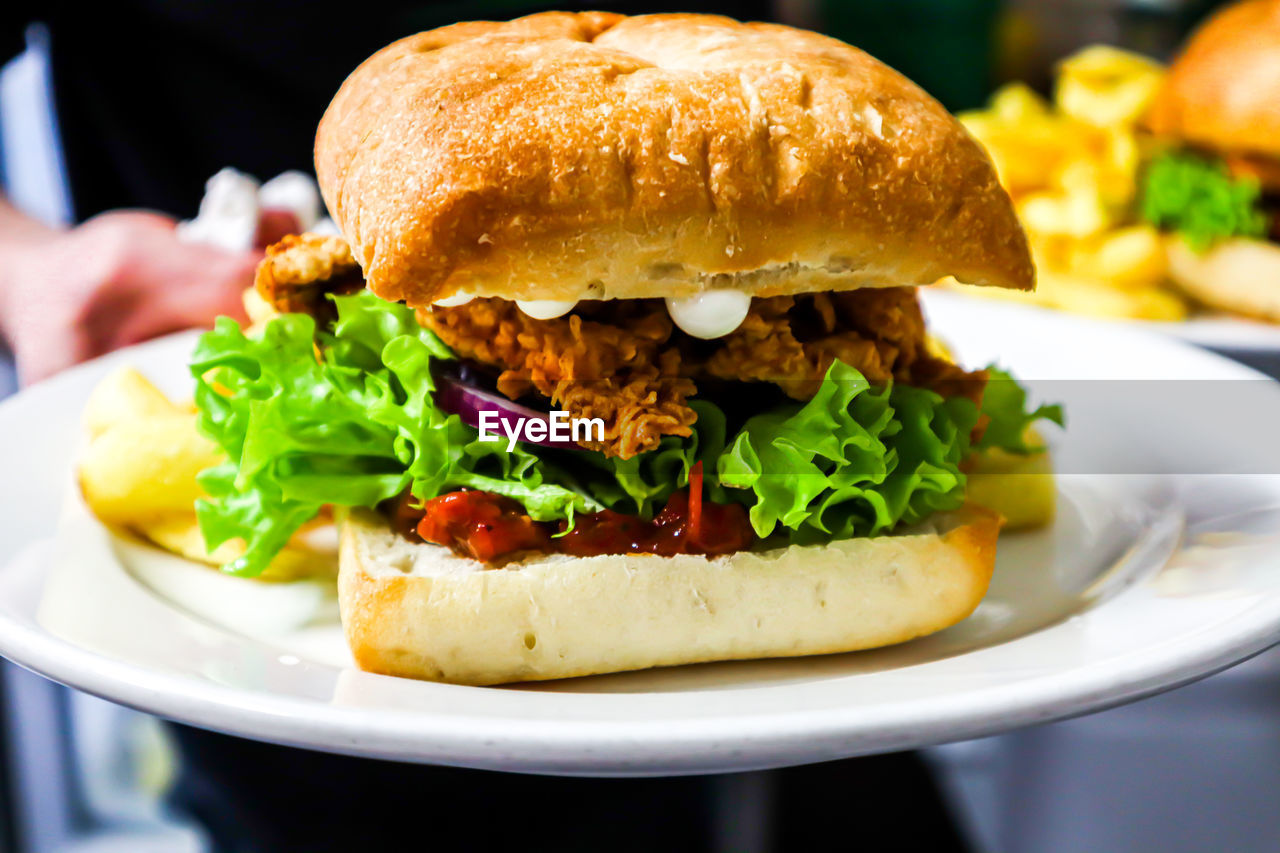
[{"x1": 435, "y1": 374, "x2": 581, "y2": 450}]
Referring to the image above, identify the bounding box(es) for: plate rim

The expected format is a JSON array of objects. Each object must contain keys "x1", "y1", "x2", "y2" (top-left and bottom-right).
[
  {"x1": 2, "y1": 541, "x2": 1278, "y2": 775},
  {"x1": 922, "y1": 289, "x2": 1280, "y2": 354}
]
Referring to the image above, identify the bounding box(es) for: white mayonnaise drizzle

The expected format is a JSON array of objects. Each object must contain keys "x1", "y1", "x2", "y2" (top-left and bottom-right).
[
  {"x1": 516, "y1": 299, "x2": 577, "y2": 319},
  {"x1": 446, "y1": 292, "x2": 750, "y2": 338},
  {"x1": 433, "y1": 292, "x2": 475, "y2": 307},
  {"x1": 665, "y1": 290, "x2": 751, "y2": 339}
]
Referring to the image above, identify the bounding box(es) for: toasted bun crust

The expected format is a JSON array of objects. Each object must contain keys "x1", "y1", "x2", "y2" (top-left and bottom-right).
[
  {"x1": 1166, "y1": 236, "x2": 1280, "y2": 321},
  {"x1": 1146, "y1": 0, "x2": 1280, "y2": 159},
  {"x1": 338, "y1": 506, "x2": 1000, "y2": 685},
  {"x1": 315, "y1": 12, "x2": 1033, "y2": 305}
]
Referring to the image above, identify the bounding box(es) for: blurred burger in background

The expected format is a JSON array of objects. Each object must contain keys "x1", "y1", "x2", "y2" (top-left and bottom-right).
[
  {"x1": 1143, "y1": 0, "x2": 1280, "y2": 321},
  {"x1": 956, "y1": 0, "x2": 1279, "y2": 324}
]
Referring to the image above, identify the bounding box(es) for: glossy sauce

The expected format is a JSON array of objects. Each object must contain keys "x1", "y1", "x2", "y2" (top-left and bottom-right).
[{"x1": 390, "y1": 463, "x2": 756, "y2": 563}]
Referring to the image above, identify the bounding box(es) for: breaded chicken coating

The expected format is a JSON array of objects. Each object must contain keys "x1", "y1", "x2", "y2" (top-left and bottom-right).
[
  {"x1": 259, "y1": 235, "x2": 986, "y2": 458},
  {"x1": 255, "y1": 233, "x2": 363, "y2": 316},
  {"x1": 422, "y1": 299, "x2": 698, "y2": 459}
]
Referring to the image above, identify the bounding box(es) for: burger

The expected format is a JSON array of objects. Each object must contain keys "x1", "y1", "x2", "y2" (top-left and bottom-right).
[
  {"x1": 189, "y1": 12, "x2": 1058, "y2": 685},
  {"x1": 1143, "y1": 0, "x2": 1280, "y2": 320}
]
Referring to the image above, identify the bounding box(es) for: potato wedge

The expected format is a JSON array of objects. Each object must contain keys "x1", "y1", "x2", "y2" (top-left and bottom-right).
[
  {"x1": 80, "y1": 369, "x2": 338, "y2": 582},
  {"x1": 134, "y1": 514, "x2": 337, "y2": 582},
  {"x1": 80, "y1": 414, "x2": 223, "y2": 525},
  {"x1": 82, "y1": 368, "x2": 179, "y2": 440},
  {"x1": 969, "y1": 442, "x2": 1056, "y2": 531}
]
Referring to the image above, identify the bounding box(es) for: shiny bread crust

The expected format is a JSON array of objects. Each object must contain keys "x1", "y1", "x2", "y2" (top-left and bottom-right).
[
  {"x1": 315, "y1": 12, "x2": 1033, "y2": 305},
  {"x1": 337, "y1": 505, "x2": 1001, "y2": 685},
  {"x1": 1146, "y1": 0, "x2": 1280, "y2": 159}
]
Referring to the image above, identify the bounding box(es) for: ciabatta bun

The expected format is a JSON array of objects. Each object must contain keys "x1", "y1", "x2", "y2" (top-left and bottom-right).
[
  {"x1": 1166, "y1": 236, "x2": 1280, "y2": 322},
  {"x1": 338, "y1": 506, "x2": 1000, "y2": 686},
  {"x1": 315, "y1": 12, "x2": 1033, "y2": 307}
]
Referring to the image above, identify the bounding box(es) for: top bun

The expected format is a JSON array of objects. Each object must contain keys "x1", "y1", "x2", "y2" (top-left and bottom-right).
[
  {"x1": 1146, "y1": 0, "x2": 1280, "y2": 159},
  {"x1": 316, "y1": 12, "x2": 1033, "y2": 305}
]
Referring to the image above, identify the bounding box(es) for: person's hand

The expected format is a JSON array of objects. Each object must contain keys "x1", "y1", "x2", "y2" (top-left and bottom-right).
[{"x1": 0, "y1": 210, "x2": 261, "y2": 384}]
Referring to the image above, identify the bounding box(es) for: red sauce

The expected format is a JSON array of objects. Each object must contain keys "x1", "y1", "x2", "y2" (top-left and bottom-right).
[
  {"x1": 391, "y1": 462, "x2": 756, "y2": 563},
  {"x1": 414, "y1": 490, "x2": 552, "y2": 562}
]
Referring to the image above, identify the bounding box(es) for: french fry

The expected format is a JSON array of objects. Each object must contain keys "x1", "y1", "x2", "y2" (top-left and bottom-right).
[
  {"x1": 82, "y1": 368, "x2": 179, "y2": 440},
  {"x1": 968, "y1": 444, "x2": 1056, "y2": 531},
  {"x1": 954, "y1": 46, "x2": 1190, "y2": 320},
  {"x1": 243, "y1": 286, "x2": 279, "y2": 336},
  {"x1": 134, "y1": 514, "x2": 337, "y2": 582},
  {"x1": 1056, "y1": 45, "x2": 1164, "y2": 128},
  {"x1": 79, "y1": 414, "x2": 223, "y2": 525},
  {"x1": 1100, "y1": 127, "x2": 1141, "y2": 207},
  {"x1": 962, "y1": 107, "x2": 1084, "y2": 196},
  {"x1": 1066, "y1": 225, "x2": 1167, "y2": 290},
  {"x1": 990, "y1": 81, "x2": 1048, "y2": 122},
  {"x1": 1018, "y1": 189, "x2": 1110, "y2": 239},
  {"x1": 1036, "y1": 271, "x2": 1187, "y2": 320}
]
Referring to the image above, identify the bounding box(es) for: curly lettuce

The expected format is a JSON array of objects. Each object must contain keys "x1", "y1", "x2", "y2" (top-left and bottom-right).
[
  {"x1": 191, "y1": 294, "x2": 590, "y2": 575},
  {"x1": 713, "y1": 363, "x2": 1063, "y2": 542},
  {"x1": 192, "y1": 293, "x2": 1059, "y2": 576},
  {"x1": 976, "y1": 369, "x2": 1064, "y2": 454},
  {"x1": 1141, "y1": 151, "x2": 1268, "y2": 251}
]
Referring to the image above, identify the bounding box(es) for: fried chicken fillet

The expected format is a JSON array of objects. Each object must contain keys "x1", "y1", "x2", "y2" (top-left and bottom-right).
[{"x1": 258, "y1": 236, "x2": 985, "y2": 459}]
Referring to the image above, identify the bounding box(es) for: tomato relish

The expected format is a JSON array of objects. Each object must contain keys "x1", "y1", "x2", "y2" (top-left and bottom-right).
[{"x1": 387, "y1": 462, "x2": 755, "y2": 563}]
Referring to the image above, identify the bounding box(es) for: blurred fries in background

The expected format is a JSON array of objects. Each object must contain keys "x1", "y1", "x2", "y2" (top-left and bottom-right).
[{"x1": 958, "y1": 46, "x2": 1187, "y2": 320}]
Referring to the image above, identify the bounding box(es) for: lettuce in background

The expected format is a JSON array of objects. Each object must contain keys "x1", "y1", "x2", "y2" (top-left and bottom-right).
[
  {"x1": 1141, "y1": 151, "x2": 1269, "y2": 251},
  {"x1": 191, "y1": 293, "x2": 1058, "y2": 576}
]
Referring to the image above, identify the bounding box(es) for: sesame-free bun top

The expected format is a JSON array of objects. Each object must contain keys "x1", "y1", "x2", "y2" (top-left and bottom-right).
[
  {"x1": 1146, "y1": 0, "x2": 1280, "y2": 159},
  {"x1": 315, "y1": 12, "x2": 1033, "y2": 305}
]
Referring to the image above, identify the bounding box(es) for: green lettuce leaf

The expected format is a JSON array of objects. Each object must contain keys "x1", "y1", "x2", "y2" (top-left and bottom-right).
[
  {"x1": 716, "y1": 362, "x2": 987, "y2": 542},
  {"x1": 1141, "y1": 151, "x2": 1269, "y2": 252},
  {"x1": 191, "y1": 293, "x2": 1059, "y2": 576},
  {"x1": 191, "y1": 293, "x2": 592, "y2": 576},
  {"x1": 976, "y1": 368, "x2": 1065, "y2": 454},
  {"x1": 570, "y1": 399, "x2": 727, "y2": 517}
]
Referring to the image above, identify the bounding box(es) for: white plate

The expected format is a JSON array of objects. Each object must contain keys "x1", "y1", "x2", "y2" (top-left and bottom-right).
[
  {"x1": 2, "y1": 297, "x2": 1280, "y2": 777},
  {"x1": 923, "y1": 290, "x2": 1280, "y2": 353},
  {"x1": 1144, "y1": 316, "x2": 1280, "y2": 353}
]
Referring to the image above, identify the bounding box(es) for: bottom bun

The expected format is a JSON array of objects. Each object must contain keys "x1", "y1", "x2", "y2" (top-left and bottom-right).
[
  {"x1": 1166, "y1": 237, "x2": 1280, "y2": 322},
  {"x1": 338, "y1": 506, "x2": 1001, "y2": 685}
]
